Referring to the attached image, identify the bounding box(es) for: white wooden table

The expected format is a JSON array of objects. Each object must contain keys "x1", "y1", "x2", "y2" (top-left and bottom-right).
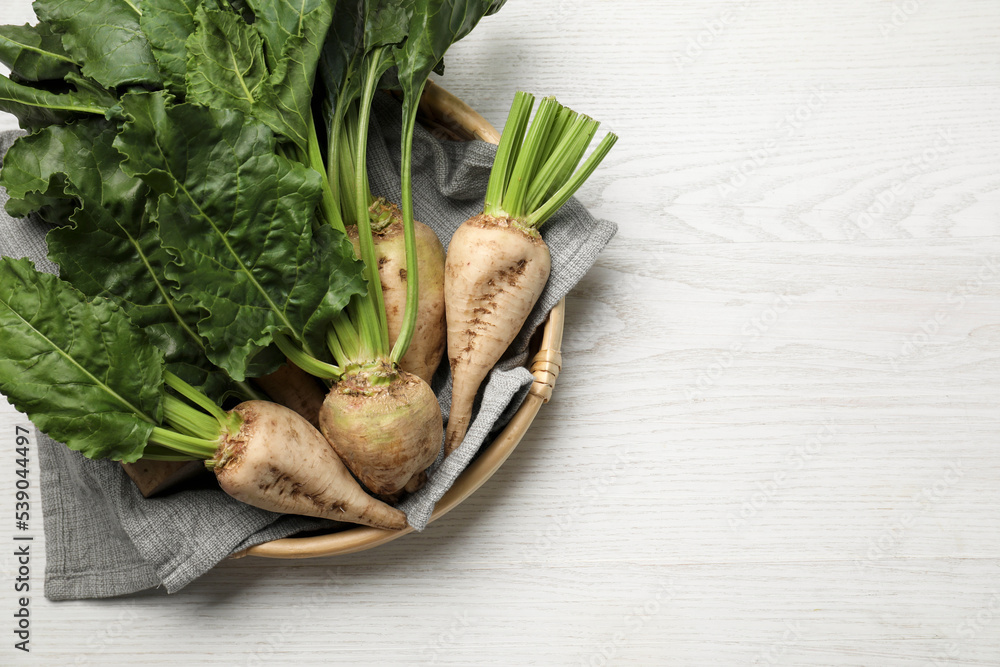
[{"x1": 1, "y1": 1, "x2": 998, "y2": 664}]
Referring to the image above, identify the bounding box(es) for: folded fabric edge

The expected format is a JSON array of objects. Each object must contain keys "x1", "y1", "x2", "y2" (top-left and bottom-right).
[{"x1": 44, "y1": 566, "x2": 162, "y2": 601}]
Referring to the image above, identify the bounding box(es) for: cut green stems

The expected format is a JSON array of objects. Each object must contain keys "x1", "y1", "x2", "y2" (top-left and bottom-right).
[
  {"x1": 500, "y1": 96, "x2": 559, "y2": 220},
  {"x1": 484, "y1": 92, "x2": 618, "y2": 230},
  {"x1": 524, "y1": 131, "x2": 618, "y2": 228},
  {"x1": 525, "y1": 114, "x2": 598, "y2": 214},
  {"x1": 273, "y1": 333, "x2": 342, "y2": 380},
  {"x1": 500, "y1": 98, "x2": 535, "y2": 211},
  {"x1": 550, "y1": 118, "x2": 600, "y2": 193},
  {"x1": 484, "y1": 91, "x2": 534, "y2": 218},
  {"x1": 539, "y1": 106, "x2": 577, "y2": 167}
]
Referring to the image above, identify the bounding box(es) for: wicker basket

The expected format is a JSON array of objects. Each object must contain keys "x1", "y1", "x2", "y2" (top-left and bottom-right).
[{"x1": 234, "y1": 81, "x2": 566, "y2": 559}]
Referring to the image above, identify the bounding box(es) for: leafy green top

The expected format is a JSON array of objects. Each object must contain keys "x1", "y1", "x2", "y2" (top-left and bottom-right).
[
  {"x1": 35, "y1": 0, "x2": 163, "y2": 89},
  {"x1": 0, "y1": 258, "x2": 163, "y2": 462},
  {"x1": 0, "y1": 21, "x2": 77, "y2": 81},
  {"x1": 115, "y1": 91, "x2": 366, "y2": 381},
  {"x1": 0, "y1": 0, "x2": 511, "y2": 460}
]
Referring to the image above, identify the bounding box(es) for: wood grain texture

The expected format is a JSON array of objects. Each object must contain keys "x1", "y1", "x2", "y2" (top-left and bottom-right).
[{"x1": 1, "y1": 0, "x2": 999, "y2": 664}]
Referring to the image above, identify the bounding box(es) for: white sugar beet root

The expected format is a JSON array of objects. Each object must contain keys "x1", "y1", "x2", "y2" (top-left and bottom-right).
[
  {"x1": 440, "y1": 92, "x2": 616, "y2": 456},
  {"x1": 443, "y1": 214, "x2": 551, "y2": 455},
  {"x1": 319, "y1": 368, "x2": 442, "y2": 496},
  {"x1": 214, "y1": 400, "x2": 407, "y2": 530}
]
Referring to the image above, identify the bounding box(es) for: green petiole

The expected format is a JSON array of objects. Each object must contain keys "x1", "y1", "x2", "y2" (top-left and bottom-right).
[
  {"x1": 163, "y1": 393, "x2": 219, "y2": 440},
  {"x1": 539, "y1": 106, "x2": 578, "y2": 166},
  {"x1": 484, "y1": 91, "x2": 535, "y2": 219},
  {"x1": 336, "y1": 104, "x2": 361, "y2": 225},
  {"x1": 389, "y1": 88, "x2": 424, "y2": 366},
  {"x1": 307, "y1": 114, "x2": 345, "y2": 233},
  {"x1": 348, "y1": 48, "x2": 392, "y2": 360},
  {"x1": 525, "y1": 114, "x2": 597, "y2": 214},
  {"x1": 524, "y1": 131, "x2": 618, "y2": 228},
  {"x1": 273, "y1": 333, "x2": 343, "y2": 380},
  {"x1": 501, "y1": 96, "x2": 559, "y2": 220},
  {"x1": 147, "y1": 427, "x2": 218, "y2": 460},
  {"x1": 164, "y1": 371, "x2": 241, "y2": 435},
  {"x1": 484, "y1": 92, "x2": 618, "y2": 230}
]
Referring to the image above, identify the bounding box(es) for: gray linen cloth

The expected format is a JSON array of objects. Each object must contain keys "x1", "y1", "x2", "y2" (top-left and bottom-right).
[{"x1": 0, "y1": 94, "x2": 616, "y2": 599}]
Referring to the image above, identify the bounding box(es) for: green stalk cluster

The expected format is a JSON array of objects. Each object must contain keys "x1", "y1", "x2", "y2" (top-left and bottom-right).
[
  {"x1": 484, "y1": 92, "x2": 618, "y2": 229},
  {"x1": 145, "y1": 372, "x2": 242, "y2": 463},
  {"x1": 294, "y1": 42, "x2": 405, "y2": 381},
  {"x1": 388, "y1": 85, "x2": 426, "y2": 366},
  {"x1": 266, "y1": 57, "x2": 394, "y2": 379},
  {"x1": 249, "y1": 2, "x2": 510, "y2": 381}
]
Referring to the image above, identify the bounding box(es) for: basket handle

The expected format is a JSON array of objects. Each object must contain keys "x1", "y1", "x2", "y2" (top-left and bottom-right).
[{"x1": 529, "y1": 299, "x2": 565, "y2": 403}]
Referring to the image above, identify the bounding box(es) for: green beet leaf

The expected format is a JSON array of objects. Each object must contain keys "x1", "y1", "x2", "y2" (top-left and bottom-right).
[
  {"x1": 35, "y1": 0, "x2": 162, "y2": 89},
  {"x1": 319, "y1": 0, "x2": 365, "y2": 112},
  {"x1": 0, "y1": 257, "x2": 163, "y2": 462},
  {"x1": 244, "y1": 0, "x2": 328, "y2": 72},
  {"x1": 114, "y1": 91, "x2": 366, "y2": 381},
  {"x1": 320, "y1": 0, "x2": 410, "y2": 124},
  {"x1": 394, "y1": 0, "x2": 499, "y2": 104},
  {"x1": 0, "y1": 21, "x2": 78, "y2": 81},
  {"x1": 318, "y1": 0, "x2": 409, "y2": 109},
  {"x1": 185, "y1": 1, "x2": 333, "y2": 154},
  {"x1": 0, "y1": 72, "x2": 115, "y2": 130},
  {"x1": 139, "y1": 0, "x2": 208, "y2": 95},
  {"x1": 365, "y1": 0, "x2": 411, "y2": 50},
  {"x1": 254, "y1": 0, "x2": 334, "y2": 154},
  {"x1": 184, "y1": 7, "x2": 268, "y2": 116},
  {"x1": 1, "y1": 120, "x2": 243, "y2": 402},
  {"x1": 55, "y1": 193, "x2": 242, "y2": 401},
  {"x1": 0, "y1": 118, "x2": 121, "y2": 216}
]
